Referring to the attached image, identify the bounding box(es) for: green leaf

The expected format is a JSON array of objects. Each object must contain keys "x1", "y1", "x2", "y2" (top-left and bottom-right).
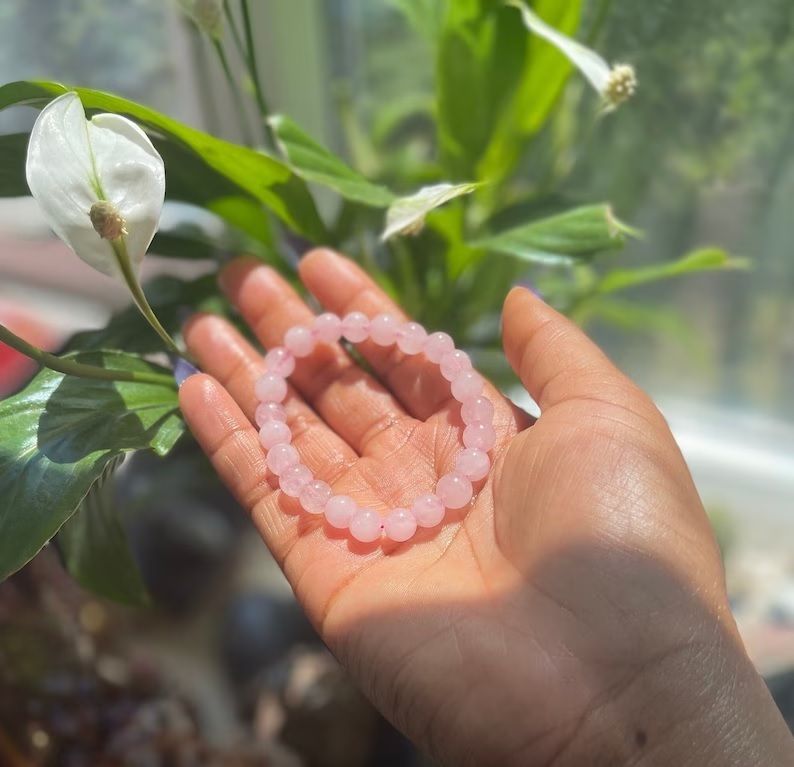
[
  {"x1": 58, "y1": 457, "x2": 149, "y2": 606},
  {"x1": 0, "y1": 132, "x2": 27, "y2": 197},
  {"x1": 0, "y1": 351, "x2": 182, "y2": 582},
  {"x1": 597, "y1": 248, "x2": 746, "y2": 294},
  {"x1": 474, "y1": 204, "x2": 634, "y2": 264},
  {"x1": 68, "y1": 275, "x2": 229, "y2": 354},
  {"x1": 391, "y1": 0, "x2": 446, "y2": 44},
  {"x1": 383, "y1": 181, "x2": 478, "y2": 240},
  {"x1": 0, "y1": 80, "x2": 327, "y2": 241},
  {"x1": 269, "y1": 114, "x2": 394, "y2": 207}
]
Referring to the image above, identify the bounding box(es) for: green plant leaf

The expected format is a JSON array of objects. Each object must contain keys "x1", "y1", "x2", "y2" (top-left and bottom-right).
[
  {"x1": 57, "y1": 457, "x2": 149, "y2": 606},
  {"x1": 474, "y1": 204, "x2": 634, "y2": 264},
  {"x1": 0, "y1": 80, "x2": 327, "y2": 241},
  {"x1": 391, "y1": 0, "x2": 446, "y2": 44},
  {"x1": 269, "y1": 115, "x2": 394, "y2": 207},
  {"x1": 68, "y1": 275, "x2": 229, "y2": 354},
  {"x1": 0, "y1": 351, "x2": 183, "y2": 583},
  {"x1": 383, "y1": 181, "x2": 478, "y2": 240},
  {"x1": 597, "y1": 248, "x2": 746, "y2": 294}
]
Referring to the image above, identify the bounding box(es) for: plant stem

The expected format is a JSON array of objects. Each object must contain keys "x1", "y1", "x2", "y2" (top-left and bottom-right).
[
  {"x1": 240, "y1": 0, "x2": 275, "y2": 148},
  {"x1": 223, "y1": 2, "x2": 247, "y2": 63},
  {"x1": 110, "y1": 239, "x2": 185, "y2": 359},
  {"x1": 212, "y1": 38, "x2": 255, "y2": 146},
  {"x1": 0, "y1": 324, "x2": 175, "y2": 387}
]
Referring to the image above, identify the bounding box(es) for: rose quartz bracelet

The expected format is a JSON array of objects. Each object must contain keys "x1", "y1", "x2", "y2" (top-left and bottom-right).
[{"x1": 253, "y1": 312, "x2": 496, "y2": 544}]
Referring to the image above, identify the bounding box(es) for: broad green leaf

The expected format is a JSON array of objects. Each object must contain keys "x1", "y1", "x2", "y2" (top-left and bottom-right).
[
  {"x1": 474, "y1": 204, "x2": 635, "y2": 264},
  {"x1": 382, "y1": 182, "x2": 477, "y2": 240},
  {"x1": 0, "y1": 351, "x2": 182, "y2": 582},
  {"x1": 0, "y1": 80, "x2": 327, "y2": 241},
  {"x1": 58, "y1": 457, "x2": 149, "y2": 606},
  {"x1": 269, "y1": 115, "x2": 394, "y2": 207},
  {"x1": 68, "y1": 275, "x2": 229, "y2": 354},
  {"x1": 597, "y1": 248, "x2": 746, "y2": 294}
]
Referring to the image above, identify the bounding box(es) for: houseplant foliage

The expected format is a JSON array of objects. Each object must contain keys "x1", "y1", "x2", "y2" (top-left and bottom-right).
[{"x1": 0, "y1": 0, "x2": 741, "y2": 604}]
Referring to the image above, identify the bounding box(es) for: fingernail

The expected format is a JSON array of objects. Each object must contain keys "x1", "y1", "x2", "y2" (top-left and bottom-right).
[{"x1": 173, "y1": 357, "x2": 199, "y2": 387}]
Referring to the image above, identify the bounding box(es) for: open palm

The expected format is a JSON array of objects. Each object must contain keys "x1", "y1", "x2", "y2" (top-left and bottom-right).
[{"x1": 180, "y1": 249, "x2": 783, "y2": 766}]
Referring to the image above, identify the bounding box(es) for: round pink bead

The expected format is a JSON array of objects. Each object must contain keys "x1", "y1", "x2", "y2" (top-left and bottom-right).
[
  {"x1": 461, "y1": 396, "x2": 494, "y2": 426},
  {"x1": 349, "y1": 509, "x2": 383, "y2": 543},
  {"x1": 440, "y1": 349, "x2": 472, "y2": 381},
  {"x1": 451, "y1": 370, "x2": 484, "y2": 402},
  {"x1": 313, "y1": 312, "x2": 342, "y2": 343},
  {"x1": 341, "y1": 311, "x2": 370, "y2": 343},
  {"x1": 255, "y1": 401, "x2": 287, "y2": 427},
  {"x1": 255, "y1": 372, "x2": 287, "y2": 403},
  {"x1": 396, "y1": 322, "x2": 428, "y2": 355},
  {"x1": 284, "y1": 326, "x2": 315, "y2": 358},
  {"x1": 258, "y1": 420, "x2": 291, "y2": 450},
  {"x1": 411, "y1": 493, "x2": 445, "y2": 528},
  {"x1": 324, "y1": 495, "x2": 357, "y2": 529},
  {"x1": 455, "y1": 448, "x2": 490, "y2": 482},
  {"x1": 383, "y1": 508, "x2": 417, "y2": 542},
  {"x1": 280, "y1": 464, "x2": 313, "y2": 497},
  {"x1": 436, "y1": 472, "x2": 473, "y2": 509},
  {"x1": 369, "y1": 313, "x2": 399, "y2": 346},
  {"x1": 264, "y1": 346, "x2": 295, "y2": 377},
  {"x1": 424, "y1": 331, "x2": 454, "y2": 363},
  {"x1": 299, "y1": 479, "x2": 332, "y2": 515},
  {"x1": 266, "y1": 443, "x2": 299, "y2": 475},
  {"x1": 463, "y1": 422, "x2": 497, "y2": 452}
]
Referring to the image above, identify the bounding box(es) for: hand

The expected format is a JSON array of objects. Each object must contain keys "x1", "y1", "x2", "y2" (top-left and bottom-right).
[{"x1": 179, "y1": 249, "x2": 792, "y2": 766}]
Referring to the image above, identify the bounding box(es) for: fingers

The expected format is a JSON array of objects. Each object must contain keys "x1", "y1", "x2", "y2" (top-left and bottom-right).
[
  {"x1": 299, "y1": 248, "x2": 458, "y2": 420},
  {"x1": 183, "y1": 313, "x2": 356, "y2": 477},
  {"x1": 218, "y1": 257, "x2": 415, "y2": 457},
  {"x1": 501, "y1": 287, "x2": 639, "y2": 411}
]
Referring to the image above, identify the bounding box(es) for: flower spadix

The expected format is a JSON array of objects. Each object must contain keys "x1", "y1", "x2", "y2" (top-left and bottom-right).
[
  {"x1": 25, "y1": 91, "x2": 165, "y2": 280},
  {"x1": 507, "y1": 1, "x2": 636, "y2": 111}
]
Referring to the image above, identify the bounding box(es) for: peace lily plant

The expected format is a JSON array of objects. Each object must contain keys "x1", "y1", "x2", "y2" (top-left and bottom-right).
[{"x1": 0, "y1": 0, "x2": 741, "y2": 605}]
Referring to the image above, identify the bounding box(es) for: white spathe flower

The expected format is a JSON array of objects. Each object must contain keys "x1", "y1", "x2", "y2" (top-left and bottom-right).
[
  {"x1": 26, "y1": 92, "x2": 165, "y2": 279},
  {"x1": 507, "y1": 1, "x2": 637, "y2": 110},
  {"x1": 382, "y1": 182, "x2": 478, "y2": 241}
]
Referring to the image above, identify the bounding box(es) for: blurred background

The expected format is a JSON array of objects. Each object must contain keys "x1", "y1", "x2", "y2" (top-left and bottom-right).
[{"x1": 0, "y1": 0, "x2": 792, "y2": 764}]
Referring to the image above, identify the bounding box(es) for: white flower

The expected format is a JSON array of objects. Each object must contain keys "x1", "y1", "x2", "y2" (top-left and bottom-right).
[
  {"x1": 382, "y1": 182, "x2": 478, "y2": 241},
  {"x1": 507, "y1": 1, "x2": 636, "y2": 110},
  {"x1": 26, "y1": 92, "x2": 165, "y2": 280}
]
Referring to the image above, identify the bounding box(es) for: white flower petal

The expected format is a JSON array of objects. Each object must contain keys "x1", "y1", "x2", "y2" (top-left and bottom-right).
[
  {"x1": 508, "y1": 1, "x2": 611, "y2": 93},
  {"x1": 25, "y1": 92, "x2": 164, "y2": 279},
  {"x1": 382, "y1": 182, "x2": 478, "y2": 241}
]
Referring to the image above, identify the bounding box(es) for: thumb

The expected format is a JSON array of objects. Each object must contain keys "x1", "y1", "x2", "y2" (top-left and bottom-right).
[{"x1": 501, "y1": 287, "x2": 635, "y2": 411}]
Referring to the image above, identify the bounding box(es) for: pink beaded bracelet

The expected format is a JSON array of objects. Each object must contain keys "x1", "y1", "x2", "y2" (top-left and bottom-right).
[{"x1": 253, "y1": 312, "x2": 496, "y2": 544}]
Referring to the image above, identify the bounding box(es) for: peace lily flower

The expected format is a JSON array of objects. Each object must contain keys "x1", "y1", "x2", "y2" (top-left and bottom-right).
[
  {"x1": 382, "y1": 182, "x2": 478, "y2": 241},
  {"x1": 26, "y1": 92, "x2": 180, "y2": 355},
  {"x1": 507, "y1": 0, "x2": 637, "y2": 111}
]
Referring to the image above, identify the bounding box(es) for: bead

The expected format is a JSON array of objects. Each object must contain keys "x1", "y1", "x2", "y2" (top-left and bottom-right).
[
  {"x1": 324, "y1": 495, "x2": 357, "y2": 529},
  {"x1": 255, "y1": 401, "x2": 287, "y2": 427},
  {"x1": 313, "y1": 312, "x2": 342, "y2": 343},
  {"x1": 396, "y1": 322, "x2": 428, "y2": 355},
  {"x1": 440, "y1": 349, "x2": 472, "y2": 381},
  {"x1": 342, "y1": 311, "x2": 370, "y2": 343},
  {"x1": 280, "y1": 464, "x2": 313, "y2": 497},
  {"x1": 383, "y1": 508, "x2": 417, "y2": 542},
  {"x1": 259, "y1": 420, "x2": 292, "y2": 450},
  {"x1": 255, "y1": 372, "x2": 287, "y2": 403},
  {"x1": 369, "y1": 313, "x2": 399, "y2": 346},
  {"x1": 266, "y1": 443, "x2": 299, "y2": 475},
  {"x1": 349, "y1": 509, "x2": 382, "y2": 543},
  {"x1": 412, "y1": 493, "x2": 445, "y2": 528},
  {"x1": 451, "y1": 370, "x2": 484, "y2": 402},
  {"x1": 424, "y1": 331, "x2": 454, "y2": 363},
  {"x1": 284, "y1": 326, "x2": 315, "y2": 358},
  {"x1": 461, "y1": 396, "x2": 494, "y2": 426},
  {"x1": 299, "y1": 479, "x2": 333, "y2": 515},
  {"x1": 436, "y1": 472, "x2": 473, "y2": 509},
  {"x1": 264, "y1": 346, "x2": 295, "y2": 377},
  {"x1": 455, "y1": 448, "x2": 490, "y2": 482},
  {"x1": 463, "y1": 422, "x2": 497, "y2": 452}
]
